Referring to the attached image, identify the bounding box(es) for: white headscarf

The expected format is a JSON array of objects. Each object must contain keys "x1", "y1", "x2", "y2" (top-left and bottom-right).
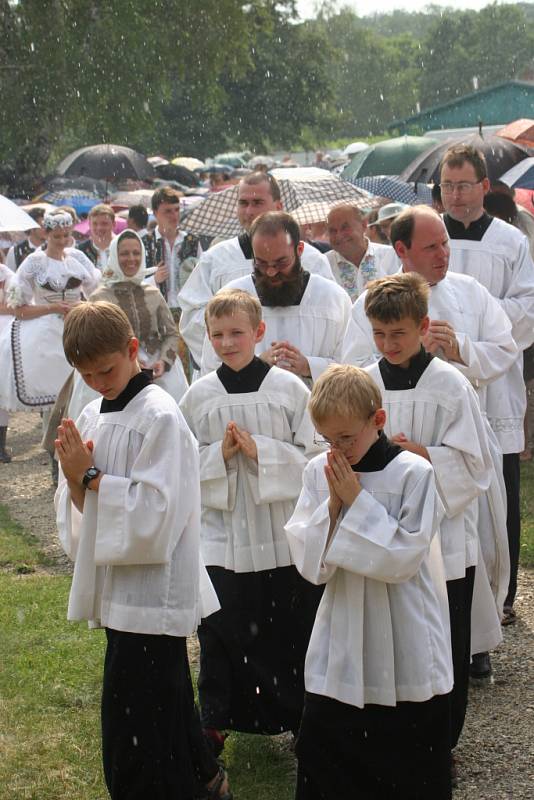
[{"x1": 101, "y1": 229, "x2": 146, "y2": 286}]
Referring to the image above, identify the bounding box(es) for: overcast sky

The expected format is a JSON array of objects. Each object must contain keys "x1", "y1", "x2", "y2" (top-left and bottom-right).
[{"x1": 296, "y1": 0, "x2": 523, "y2": 17}]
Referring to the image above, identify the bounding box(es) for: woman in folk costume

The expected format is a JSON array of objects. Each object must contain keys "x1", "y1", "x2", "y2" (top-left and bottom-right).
[
  {"x1": 0, "y1": 263, "x2": 15, "y2": 461},
  {"x1": 67, "y1": 229, "x2": 188, "y2": 420},
  {"x1": 0, "y1": 211, "x2": 99, "y2": 419}
]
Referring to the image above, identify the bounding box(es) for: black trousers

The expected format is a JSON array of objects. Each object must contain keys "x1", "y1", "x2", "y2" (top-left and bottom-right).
[
  {"x1": 446, "y1": 565, "x2": 475, "y2": 750},
  {"x1": 102, "y1": 629, "x2": 218, "y2": 800},
  {"x1": 295, "y1": 691, "x2": 452, "y2": 800},
  {"x1": 503, "y1": 452, "x2": 521, "y2": 607}
]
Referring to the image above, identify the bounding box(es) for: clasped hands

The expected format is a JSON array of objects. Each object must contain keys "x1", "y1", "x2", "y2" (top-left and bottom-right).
[
  {"x1": 222, "y1": 421, "x2": 258, "y2": 463},
  {"x1": 324, "y1": 448, "x2": 361, "y2": 520},
  {"x1": 55, "y1": 418, "x2": 94, "y2": 485},
  {"x1": 422, "y1": 319, "x2": 464, "y2": 364},
  {"x1": 260, "y1": 340, "x2": 311, "y2": 377}
]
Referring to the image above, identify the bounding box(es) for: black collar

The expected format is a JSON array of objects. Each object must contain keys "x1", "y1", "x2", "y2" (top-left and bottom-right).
[
  {"x1": 217, "y1": 356, "x2": 270, "y2": 393},
  {"x1": 351, "y1": 430, "x2": 402, "y2": 473},
  {"x1": 378, "y1": 345, "x2": 433, "y2": 391},
  {"x1": 443, "y1": 212, "x2": 493, "y2": 241},
  {"x1": 238, "y1": 232, "x2": 253, "y2": 259},
  {"x1": 100, "y1": 370, "x2": 151, "y2": 413}
]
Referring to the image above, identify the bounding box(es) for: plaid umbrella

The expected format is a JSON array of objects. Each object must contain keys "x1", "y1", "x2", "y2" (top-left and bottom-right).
[
  {"x1": 350, "y1": 176, "x2": 433, "y2": 206},
  {"x1": 184, "y1": 168, "x2": 379, "y2": 237}
]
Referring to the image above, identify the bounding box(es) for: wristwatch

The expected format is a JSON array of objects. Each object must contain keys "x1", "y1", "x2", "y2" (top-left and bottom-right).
[{"x1": 82, "y1": 466, "x2": 101, "y2": 489}]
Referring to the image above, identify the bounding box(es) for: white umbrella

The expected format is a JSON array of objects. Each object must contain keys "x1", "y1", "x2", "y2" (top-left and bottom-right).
[
  {"x1": 343, "y1": 142, "x2": 369, "y2": 157},
  {"x1": 0, "y1": 195, "x2": 40, "y2": 232}
]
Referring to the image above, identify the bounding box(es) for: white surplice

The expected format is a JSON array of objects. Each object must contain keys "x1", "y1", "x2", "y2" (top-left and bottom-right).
[
  {"x1": 55, "y1": 384, "x2": 218, "y2": 635},
  {"x1": 285, "y1": 450, "x2": 453, "y2": 708},
  {"x1": 365, "y1": 359, "x2": 493, "y2": 580},
  {"x1": 178, "y1": 237, "x2": 334, "y2": 365},
  {"x1": 179, "y1": 366, "x2": 320, "y2": 572},
  {"x1": 447, "y1": 217, "x2": 534, "y2": 453},
  {"x1": 200, "y1": 273, "x2": 352, "y2": 383}
]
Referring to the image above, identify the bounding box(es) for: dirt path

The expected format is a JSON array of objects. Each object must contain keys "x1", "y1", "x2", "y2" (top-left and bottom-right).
[{"x1": 1, "y1": 411, "x2": 533, "y2": 797}]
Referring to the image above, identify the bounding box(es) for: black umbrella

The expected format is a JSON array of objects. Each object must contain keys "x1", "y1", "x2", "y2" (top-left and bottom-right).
[
  {"x1": 154, "y1": 163, "x2": 200, "y2": 187},
  {"x1": 55, "y1": 144, "x2": 155, "y2": 182},
  {"x1": 399, "y1": 135, "x2": 532, "y2": 184},
  {"x1": 43, "y1": 174, "x2": 108, "y2": 197}
]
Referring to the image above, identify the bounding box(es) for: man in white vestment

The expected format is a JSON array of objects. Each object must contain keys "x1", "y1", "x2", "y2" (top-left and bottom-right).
[
  {"x1": 326, "y1": 203, "x2": 399, "y2": 301},
  {"x1": 178, "y1": 172, "x2": 334, "y2": 368},
  {"x1": 201, "y1": 212, "x2": 350, "y2": 385},
  {"x1": 440, "y1": 144, "x2": 534, "y2": 628}
]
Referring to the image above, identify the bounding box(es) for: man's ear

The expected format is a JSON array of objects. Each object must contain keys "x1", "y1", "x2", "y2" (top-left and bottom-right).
[
  {"x1": 394, "y1": 240, "x2": 407, "y2": 260},
  {"x1": 255, "y1": 320, "x2": 266, "y2": 344},
  {"x1": 374, "y1": 408, "x2": 386, "y2": 430}
]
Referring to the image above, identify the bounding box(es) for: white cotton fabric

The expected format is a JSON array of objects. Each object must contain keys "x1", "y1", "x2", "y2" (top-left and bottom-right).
[
  {"x1": 101, "y1": 230, "x2": 146, "y2": 286},
  {"x1": 285, "y1": 450, "x2": 453, "y2": 708},
  {"x1": 180, "y1": 366, "x2": 321, "y2": 572},
  {"x1": 327, "y1": 239, "x2": 399, "y2": 298},
  {"x1": 200, "y1": 273, "x2": 352, "y2": 384},
  {"x1": 55, "y1": 384, "x2": 219, "y2": 635},
  {"x1": 446, "y1": 218, "x2": 534, "y2": 453},
  {"x1": 178, "y1": 237, "x2": 334, "y2": 365},
  {"x1": 365, "y1": 359, "x2": 493, "y2": 580}
]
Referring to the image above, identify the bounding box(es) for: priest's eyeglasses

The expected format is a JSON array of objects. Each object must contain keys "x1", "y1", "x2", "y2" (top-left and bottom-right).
[
  {"x1": 253, "y1": 256, "x2": 294, "y2": 273},
  {"x1": 440, "y1": 180, "x2": 482, "y2": 194}
]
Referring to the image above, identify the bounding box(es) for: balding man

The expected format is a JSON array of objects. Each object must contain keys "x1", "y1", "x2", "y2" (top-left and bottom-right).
[
  {"x1": 201, "y1": 212, "x2": 350, "y2": 386},
  {"x1": 326, "y1": 203, "x2": 398, "y2": 301},
  {"x1": 343, "y1": 205, "x2": 517, "y2": 707},
  {"x1": 440, "y1": 144, "x2": 534, "y2": 626},
  {"x1": 178, "y1": 173, "x2": 333, "y2": 367}
]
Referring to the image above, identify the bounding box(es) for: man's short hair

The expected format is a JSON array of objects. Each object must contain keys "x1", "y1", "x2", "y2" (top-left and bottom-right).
[
  {"x1": 127, "y1": 204, "x2": 149, "y2": 228},
  {"x1": 249, "y1": 211, "x2": 300, "y2": 250},
  {"x1": 431, "y1": 184, "x2": 442, "y2": 204},
  {"x1": 309, "y1": 364, "x2": 381, "y2": 425},
  {"x1": 327, "y1": 203, "x2": 364, "y2": 223},
  {"x1": 27, "y1": 206, "x2": 46, "y2": 223},
  {"x1": 151, "y1": 186, "x2": 182, "y2": 212},
  {"x1": 63, "y1": 301, "x2": 134, "y2": 367},
  {"x1": 88, "y1": 203, "x2": 115, "y2": 221},
  {"x1": 239, "y1": 171, "x2": 281, "y2": 202},
  {"x1": 439, "y1": 144, "x2": 488, "y2": 182},
  {"x1": 364, "y1": 273, "x2": 429, "y2": 324},
  {"x1": 205, "y1": 288, "x2": 262, "y2": 331},
  {"x1": 390, "y1": 206, "x2": 440, "y2": 250}
]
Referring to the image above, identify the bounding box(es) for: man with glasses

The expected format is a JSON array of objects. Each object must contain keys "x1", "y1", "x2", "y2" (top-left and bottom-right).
[
  {"x1": 178, "y1": 172, "x2": 333, "y2": 369},
  {"x1": 441, "y1": 144, "x2": 534, "y2": 633},
  {"x1": 200, "y1": 211, "x2": 350, "y2": 386}
]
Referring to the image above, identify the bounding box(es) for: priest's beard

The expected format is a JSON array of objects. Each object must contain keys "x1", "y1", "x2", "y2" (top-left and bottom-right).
[{"x1": 253, "y1": 257, "x2": 306, "y2": 307}]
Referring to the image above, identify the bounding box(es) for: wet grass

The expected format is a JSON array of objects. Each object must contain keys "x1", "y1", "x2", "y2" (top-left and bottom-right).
[
  {"x1": 0, "y1": 504, "x2": 295, "y2": 799},
  {"x1": 520, "y1": 460, "x2": 534, "y2": 568}
]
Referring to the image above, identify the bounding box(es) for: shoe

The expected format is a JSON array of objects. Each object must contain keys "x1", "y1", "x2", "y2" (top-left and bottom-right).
[
  {"x1": 204, "y1": 765, "x2": 232, "y2": 799},
  {"x1": 202, "y1": 728, "x2": 228, "y2": 758},
  {"x1": 450, "y1": 753, "x2": 459, "y2": 788},
  {"x1": 470, "y1": 652, "x2": 493, "y2": 686},
  {"x1": 502, "y1": 605, "x2": 517, "y2": 626}
]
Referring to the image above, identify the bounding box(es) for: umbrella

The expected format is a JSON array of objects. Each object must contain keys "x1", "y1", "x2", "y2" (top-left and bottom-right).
[
  {"x1": 399, "y1": 135, "x2": 532, "y2": 184},
  {"x1": 342, "y1": 136, "x2": 438, "y2": 180},
  {"x1": 183, "y1": 168, "x2": 380, "y2": 238},
  {"x1": 515, "y1": 188, "x2": 534, "y2": 215},
  {"x1": 43, "y1": 175, "x2": 107, "y2": 196},
  {"x1": 148, "y1": 156, "x2": 169, "y2": 167},
  {"x1": 0, "y1": 195, "x2": 41, "y2": 232},
  {"x1": 55, "y1": 144, "x2": 155, "y2": 182},
  {"x1": 155, "y1": 163, "x2": 199, "y2": 187},
  {"x1": 41, "y1": 188, "x2": 102, "y2": 215},
  {"x1": 350, "y1": 175, "x2": 433, "y2": 206},
  {"x1": 343, "y1": 142, "x2": 369, "y2": 157},
  {"x1": 497, "y1": 119, "x2": 534, "y2": 149},
  {"x1": 110, "y1": 189, "x2": 154, "y2": 208},
  {"x1": 248, "y1": 155, "x2": 276, "y2": 170},
  {"x1": 500, "y1": 158, "x2": 534, "y2": 190},
  {"x1": 212, "y1": 152, "x2": 249, "y2": 168},
  {"x1": 172, "y1": 156, "x2": 205, "y2": 170}
]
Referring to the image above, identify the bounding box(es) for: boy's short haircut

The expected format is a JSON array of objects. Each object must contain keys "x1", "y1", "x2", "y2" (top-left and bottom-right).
[
  {"x1": 249, "y1": 211, "x2": 300, "y2": 250},
  {"x1": 439, "y1": 144, "x2": 488, "y2": 182},
  {"x1": 205, "y1": 288, "x2": 262, "y2": 331},
  {"x1": 63, "y1": 301, "x2": 134, "y2": 367},
  {"x1": 364, "y1": 272, "x2": 429, "y2": 324},
  {"x1": 127, "y1": 204, "x2": 149, "y2": 228},
  {"x1": 88, "y1": 203, "x2": 115, "y2": 221},
  {"x1": 309, "y1": 364, "x2": 382, "y2": 425},
  {"x1": 151, "y1": 186, "x2": 182, "y2": 212}
]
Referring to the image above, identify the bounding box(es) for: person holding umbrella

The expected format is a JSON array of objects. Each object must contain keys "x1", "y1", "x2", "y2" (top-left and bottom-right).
[{"x1": 5, "y1": 207, "x2": 47, "y2": 271}]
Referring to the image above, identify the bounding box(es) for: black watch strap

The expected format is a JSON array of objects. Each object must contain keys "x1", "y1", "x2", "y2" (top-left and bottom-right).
[{"x1": 82, "y1": 467, "x2": 101, "y2": 489}]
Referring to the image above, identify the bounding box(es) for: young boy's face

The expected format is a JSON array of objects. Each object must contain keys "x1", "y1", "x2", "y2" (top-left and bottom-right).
[
  {"x1": 315, "y1": 411, "x2": 386, "y2": 466},
  {"x1": 208, "y1": 310, "x2": 265, "y2": 372},
  {"x1": 369, "y1": 315, "x2": 429, "y2": 369},
  {"x1": 77, "y1": 339, "x2": 140, "y2": 400}
]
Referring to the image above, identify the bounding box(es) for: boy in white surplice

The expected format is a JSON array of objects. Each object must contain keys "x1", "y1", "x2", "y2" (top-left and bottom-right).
[
  {"x1": 285, "y1": 365, "x2": 453, "y2": 800},
  {"x1": 179, "y1": 289, "x2": 323, "y2": 756},
  {"x1": 54, "y1": 302, "x2": 231, "y2": 800}
]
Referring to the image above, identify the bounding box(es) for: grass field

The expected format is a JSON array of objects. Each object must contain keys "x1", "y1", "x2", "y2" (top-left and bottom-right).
[{"x1": 1, "y1": 463, "x2": 533, "y2": 799}]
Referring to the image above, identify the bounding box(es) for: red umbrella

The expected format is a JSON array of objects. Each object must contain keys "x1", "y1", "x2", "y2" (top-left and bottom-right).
[
  {"x1": 497, "y1": 119, "x2": 534, "y2": 149},
  {"x1": 515, "y1": 188, "x2": 534, "y2": 215}
]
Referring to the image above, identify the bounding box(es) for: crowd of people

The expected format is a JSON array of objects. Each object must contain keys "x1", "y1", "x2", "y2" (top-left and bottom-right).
[{"x1": 1, "y1": 142, "x2": 533, "y2": 800}]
